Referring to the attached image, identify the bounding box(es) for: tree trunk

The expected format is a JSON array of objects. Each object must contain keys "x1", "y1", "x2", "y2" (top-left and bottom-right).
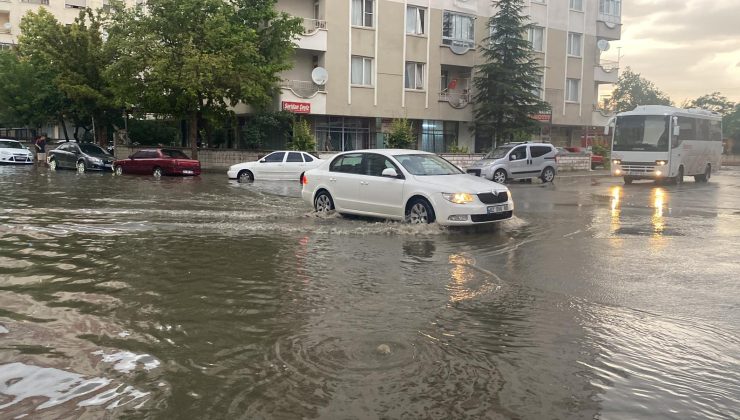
[
  {"x1": 59, "y1": 116, "x2": 69, "y2": 141},
  {"x1": 188, "y1": 113, "x2": 198, "y2": 159}
]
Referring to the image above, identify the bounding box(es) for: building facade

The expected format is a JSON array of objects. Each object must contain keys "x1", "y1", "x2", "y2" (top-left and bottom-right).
[{"x1": 274, "y1": 0, "x2": 622, "y2": 152}]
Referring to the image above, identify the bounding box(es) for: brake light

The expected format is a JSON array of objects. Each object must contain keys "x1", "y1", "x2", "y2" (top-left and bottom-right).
[{"x1": 301, "y1": 174, "x2": 308, "y2": 185}]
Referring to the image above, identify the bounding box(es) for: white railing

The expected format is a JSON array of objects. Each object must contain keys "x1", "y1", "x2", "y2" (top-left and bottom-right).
[
  {"x1": 21, "y1": 0, "x2": 49, "y2": 4},
  {"x1": 301, "y1": 18, "x2": 326, "y2": 36},
  {"x1": 438, "y1": 91, "x2": 472, "y2": 108},
  {"x1": 65, "y1": 0, "x2": 86, "y2": 8},
  {"x1": 599, "y1": 59, "x2": 619, "y2": 71},
  {"x1": 282, "y1": 80, "x2": 326, "y2": 99}
]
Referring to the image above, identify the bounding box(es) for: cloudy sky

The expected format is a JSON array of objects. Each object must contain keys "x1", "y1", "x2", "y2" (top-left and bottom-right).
[{"x1": 610, "y1": 0, "x2": 740, "y2": 104}]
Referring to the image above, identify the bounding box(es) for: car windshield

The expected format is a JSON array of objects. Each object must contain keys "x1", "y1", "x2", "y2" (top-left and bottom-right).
[
  {"x1": 79, "y1": 144, "x2": 109, "y2": 155},
  {"x1": 161, "y1": 149, "x2": 191, "y2": 159},
  {"x1": 613, "y1": 115, "x2": 670, "y2": 152},
  {"x1": 0, "y1": 141, "x2": 23, "y2": 149},
  {"x1": 485, "y1": 146, "x2": 513, "y2": 159},
  {"x1": 394, "y1": 154, "x2": 462, "y2": 176}
]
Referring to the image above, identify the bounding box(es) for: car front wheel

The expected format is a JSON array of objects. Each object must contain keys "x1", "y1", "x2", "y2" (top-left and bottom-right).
[
  {"x1": 314, "y1": 191, "x2": 334, "y2": 213},
  {"x1": 48, "y1": 158, "x2": 58, "y2": 171},
  {"x1": 114, "y1": 165, "x2": 123, "y2": 176},
  {"x1": 237, "y1": 170, "x2": 254, "y2": 183},
  {"x1": 406, "y1": 198, "x2": 435, "y2": 224},
  {"x1": 153, "y1": 167, "x2": 163, "y2": 178},
  {"x1": 492, "y1": 169, "x2": 507, "y2": 184},
  {"x1": 76, "y1": 160, "x2": 86, "y2": 173}
]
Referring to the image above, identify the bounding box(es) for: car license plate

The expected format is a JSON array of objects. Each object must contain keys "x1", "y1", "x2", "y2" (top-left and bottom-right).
[
  {"x1": 487, "y1": 204, "x2": 507, "y2": 214},
  {"x1": 182, "y1": 170, "x2": 194, "y2": 175}
]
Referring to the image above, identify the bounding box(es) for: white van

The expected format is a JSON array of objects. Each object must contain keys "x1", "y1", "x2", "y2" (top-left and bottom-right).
[{"x1": 466, "y1": 142, "x2": 558, "y2": 183}]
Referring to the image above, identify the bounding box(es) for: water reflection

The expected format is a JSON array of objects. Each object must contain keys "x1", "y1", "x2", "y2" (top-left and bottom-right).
[
  {"x1": 610, "y1": 185, "x2": 622, "y2": 234},
  {"x1": 652, "y1": 188, "x2": 666, "y2": 237}
]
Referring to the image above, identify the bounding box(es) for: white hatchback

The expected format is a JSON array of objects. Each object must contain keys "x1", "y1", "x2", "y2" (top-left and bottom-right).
[
  {"x1": 227, "y1": 151, "x2": 323, "y2": 182},
  {"x1": 0, "y1": 139, "x2": 34, "y2": 165},
  {"x1": 302, "y1": 149, "x2": 513, "y2": 226}
]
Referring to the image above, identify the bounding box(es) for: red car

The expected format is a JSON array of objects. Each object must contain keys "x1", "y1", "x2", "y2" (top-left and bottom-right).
[
  {"x1": 113, "y1": 148, "x2": 201, "y2": 177},
  {"x1": 564, "y1": 147, "x2": 604, "y2": 170}
]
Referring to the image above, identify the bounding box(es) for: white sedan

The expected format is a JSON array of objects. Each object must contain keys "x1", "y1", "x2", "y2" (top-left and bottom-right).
[
  {"x1": 0, "y1": 139, "x2": 34, "y2": 165},
  {"x1": 227, "y1": 151, "x2": 323, "y2": 182},
  {"x1": 301, "y1": 149, "x2": 513, "y2": 226}
]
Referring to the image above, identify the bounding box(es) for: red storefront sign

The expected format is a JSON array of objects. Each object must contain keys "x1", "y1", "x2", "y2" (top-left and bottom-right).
[
  {"x1": 530, "y1": 113, "x2": 552, "y2": 122},
  {"x1": 282, "y1": 101, "x2": 311, "y2": 113}
]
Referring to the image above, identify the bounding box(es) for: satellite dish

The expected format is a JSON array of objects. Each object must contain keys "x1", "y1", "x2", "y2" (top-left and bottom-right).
[
  {"x1": 3, "y1": 22, "x2": 11, "y2": 30},
  {"x1": 597, "y1": 39, "x2": 610, "y2": 51},
  {"x1": 311, "y1": 67, "x2": 328, "y2": 85}
]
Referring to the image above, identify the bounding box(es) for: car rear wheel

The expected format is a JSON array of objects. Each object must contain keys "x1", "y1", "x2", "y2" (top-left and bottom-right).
[
  {"x1": 492, "y1": 169, "x2": 507, "y2": 184},
  {"x1": 153, "y1": 167, "x2": 163, "y2": 178},
  {"x1": 114, "y1": 165, "x2": 123, "y2": 176},
  {"x1": 314, "y1": 191, "x2": 334, "y2": 213},
  {"x1": 237, "y1": 170, "x2": 254, "y2": 183},
  {"x1": 48, "y1": 158, "x2": 58, "y2": 171},
  {"x1": 76, "y1": 160, "x2": 86, "y2": 173},
  {"x1": 406, "y1": 198, "x2": 435, "y2": 224},
  {"x1": 541, "y1": 167, "x2": 555, "y2": 183}
]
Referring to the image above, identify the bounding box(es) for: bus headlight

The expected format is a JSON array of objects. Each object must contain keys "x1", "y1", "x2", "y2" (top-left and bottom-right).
[
  {"x1": 612, "y1": 159, "x2": 622, "y2": 165},
  {"x1": 655, "y1": 160, "x2": 667, "y2": 166},
  {"x1": 655, "y1": 170, "x2": 663, "y2": 176}
]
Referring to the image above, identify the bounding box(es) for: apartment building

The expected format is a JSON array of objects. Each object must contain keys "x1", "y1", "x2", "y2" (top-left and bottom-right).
[{"x1": 274, "y1": 0, "x2": 622, "y2": 152}]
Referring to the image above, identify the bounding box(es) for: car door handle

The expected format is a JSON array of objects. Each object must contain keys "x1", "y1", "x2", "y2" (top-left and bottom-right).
[
  {"x1": 329, "y1": 177, "x2": 337, "y2": 182},
  {"x1": 360, "y1": 181, "x2": 369, "y2": 185}
]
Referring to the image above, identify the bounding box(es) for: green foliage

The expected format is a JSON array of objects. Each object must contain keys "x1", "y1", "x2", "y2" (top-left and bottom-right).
[
  {"x1": 447, "y1": 142, "x2": 469, "y2": 154},
  {"x1": 682, "y1": 92, "x2": 735, "y2": 116},
  {"x1": 609, "y1": 67, "x2": 672, "y2": 113},
  {"x1": 127, "y1": 119, "x2": 179, "y2": 146},
  {"x1": 386, "y1": 118, "x2": 415, "y2": 149},
  {"x1": 0, "y1": 50, "x2": 64, "y2": 127},
  {"x1": 240, "y1": 112, "x2": 294, "y2": 150},
  {"x1": 473, "y1": 0, "x2": 549, "y2": 148},
  {"x1": 105, "y1": 0, "x2": 302, "y2": 150},
  {"x1": 592, "y1": 143, "x2": 610, "y2": 169},
  {"x1": 290, "y1": 119, "x2": 316, "y2": 152},
  {"x1": 724, "y1": 105, "x2": 740, "y2": 145}
]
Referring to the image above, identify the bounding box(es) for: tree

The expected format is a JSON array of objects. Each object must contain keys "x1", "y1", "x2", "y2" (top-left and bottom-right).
[
  {"x1": 682, "y1": 92, "x2": 735, "y2": 116},
  {"x1": 609, "y1": 67, "x2": 672, "y2": 113},
  {"x1": 473, "y1": 0, "x2": 548, "y2": 148},
  {"x1": 386, "y1": 118, "x2": 415, "y2": 149},
  {"x1": 105, "y1": 0, "x2": 302, "y2": 157},
  {"x1": 723, "y1": 105, "x2": 740, "y2": 146},
  {"x1": 290, "y1": 119, "x2": 316, "y2": 152},
  {"x1": 0, "y1": 50, "x2": 65, "y2": 129}
]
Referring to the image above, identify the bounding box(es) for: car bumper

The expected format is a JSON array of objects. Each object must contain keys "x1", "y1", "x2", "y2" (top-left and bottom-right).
[
  {"x1": 170, "y1": 167, "x2": 201, "y2": 176},
  {"x1": 0, "y1": 156, "x2": 34, "y2": 164},
  {"x1": 227, "y1": 169, "x2": 239, "y2": 179},
  {"x1": 434, "y1": 199, "x2": 515, "y2": 226}
]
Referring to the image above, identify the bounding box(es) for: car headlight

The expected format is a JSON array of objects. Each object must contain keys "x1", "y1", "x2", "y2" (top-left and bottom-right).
[
  {"x1": 90, "y1": 157, "x2": 103, "y2": 164},
  {"x1": 442, "y1": 193, "x2": 475, "y2": 204}
]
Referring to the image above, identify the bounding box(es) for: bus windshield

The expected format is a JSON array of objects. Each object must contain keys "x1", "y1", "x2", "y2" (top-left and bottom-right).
[{"x1": 613, "y1": 115, "x2": 670, "y2": 152}]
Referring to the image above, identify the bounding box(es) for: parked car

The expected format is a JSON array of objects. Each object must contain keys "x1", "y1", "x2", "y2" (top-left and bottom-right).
[
  {"x1": 227, "y1": 151, "x2": 323, "y2": 182},
  {"x1": 466, "y1": 142, "x2": 558, "y2": 183},
  {"x1": 563, "y1": 146, "x2": 604, "y2": 169},
  {"x1": 48, "y1": 142, "x2": 115, "y2": 172},
  {"x1": 302, "y1": 149, "x2": 513, "y2": 226},
  {"x1": 0, "y1": 139, "x2": 34, "y2": 165},
  {"x1": 113, "y1": 148, "x2": 201, "y2": 177}
]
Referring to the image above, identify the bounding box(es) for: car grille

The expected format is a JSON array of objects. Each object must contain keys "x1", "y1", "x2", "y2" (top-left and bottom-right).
[
  {"x1": 471, "y1": 211, "x2": 513, "y2": 223},
  {"x1": 13, "y1": 154, "x2": 30, "y2": 162},
  {"x1": 467, "y1": 169, "x2": 481, "y2": 177},
  {"x1": 477, "y1": 191, "x2": 508, "y2": 204},
  {"x1": 620, "y1": 163, "x2": 657, "y2": 175}
]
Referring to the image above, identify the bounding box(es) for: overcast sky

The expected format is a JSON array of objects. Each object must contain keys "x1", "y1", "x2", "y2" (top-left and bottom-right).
[{"x1": 609, "y1": 0, "x2": 740, "y2": 104}]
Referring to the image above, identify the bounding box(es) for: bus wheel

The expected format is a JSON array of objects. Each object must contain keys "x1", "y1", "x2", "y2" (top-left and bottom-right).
[
  {"x1": 674, "y1": 166, "x2": 684, "y2": 185},
  {"x1": 623, "y1": 176, "x2": 633, "y2": 185},
  {"x1": 694, "y1": 164, "x2": 710, "y2": 183}
]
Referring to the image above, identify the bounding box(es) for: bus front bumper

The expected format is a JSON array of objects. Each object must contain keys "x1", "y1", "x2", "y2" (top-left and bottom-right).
[{"x1": 612, "y1": 164, "x2": 668, "y2": 179}]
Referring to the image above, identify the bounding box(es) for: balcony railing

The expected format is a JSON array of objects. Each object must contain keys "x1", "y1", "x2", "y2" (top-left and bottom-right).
[
  {"x1": 301, "y1": 18, "x2": 326, "y2": 36},
  {"x1": 282, "y1": 80, "x2": 326, "y2": 99},
  {"x1": 598, "y1": 59, "x2": 619, "y2": 71},
  {"x1": 21, "y1": 0, "x2": 50, "y2": 4},
  {"x1": 438, "y1": 90, "x2": 472, "y2": 109},
  {"x1": 598, "y1": 0, "x2": 622, "y2": 25}
]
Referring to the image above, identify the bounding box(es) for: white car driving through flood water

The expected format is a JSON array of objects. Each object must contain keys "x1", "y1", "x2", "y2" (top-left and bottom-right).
[
  {"x1": 301, "y1": 149, "x2": 513, "y2": 226},
  {"x1": 227, "y1": 151, "x2": 323, "y2": 182}
]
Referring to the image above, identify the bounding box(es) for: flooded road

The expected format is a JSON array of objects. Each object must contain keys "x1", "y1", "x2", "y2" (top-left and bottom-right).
[{"x1": 1, "y1": 165, "x2": 738, "y2": 419}]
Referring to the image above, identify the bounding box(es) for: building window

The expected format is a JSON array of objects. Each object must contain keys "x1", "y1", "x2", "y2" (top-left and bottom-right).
[
  {"x1": 316, "y1": 117, "x2": 372, "y2": 152},
  {"x1": 406, "y1": 6, "x2": 425, "y2": 35},
  {"x1": 599, "y1": 0, "x2": 622, "y2": 19},
  {"x1": 352, "y1": 0, "x2": 374, "y2": 28},
  {"x1": 351, "y1": 56, "x2": 373, "y2": 86},
  {"x1": 405, "y1": 62, "x2": 425, "y2": 90},
  {"x1": 532, "y1": 0, "x2": 546, "y2": 3},
  {"x1": 528, "y1": 26, "x2": 544, "y2": 52},
  {"x1": 567, "y1": 32, "x2": 582, "y2": 57},
  {"x1": 569, "y1": 0, "x2": 583, "y2": 11},
  {"x1": 421, "y1": 120, "x2": 458, "y2": 153},
  {"x1": 566, "y1": 78, "x2": 580, "y2": 102},
  {"x1": 442, "y1": 11, "x2": 475, "y2": 49}
]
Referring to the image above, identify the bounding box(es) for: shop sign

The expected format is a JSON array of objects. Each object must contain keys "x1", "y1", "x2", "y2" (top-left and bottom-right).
[
  {"x1": 530, "y1": 113, "x2": 552, "y2": 122},
  {"x1": 282, "y1": 101, "x2": 311, "y2": 113}
]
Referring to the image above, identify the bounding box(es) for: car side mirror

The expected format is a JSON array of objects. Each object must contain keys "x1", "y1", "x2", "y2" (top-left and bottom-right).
[
  {"x1": 259, "y1": 159, "x2": 266, "y2": 163},
  {"x1": 381, "y1": 168, "x2": 399, "y2": 178},
  {"x1": 510, "y1": 154, "x2": 517, "y2": 161}
]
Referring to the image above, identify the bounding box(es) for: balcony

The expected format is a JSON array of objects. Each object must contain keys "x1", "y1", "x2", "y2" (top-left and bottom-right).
[
  {"x1": 279, "y1": 80, "x2": 326, "y2": 115},
  {"x1": 438, "y1": 91, "x2": 472, "y2": 109},
  {"x1": 21, "y1": 0, "x2": 50, "y2": 4},
  {"x1": 594, "y1": 60, "x2": 619, "y2": 84},
  {"x1": 295, "y1": 18, "x2": 327, "y2": 52}
]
